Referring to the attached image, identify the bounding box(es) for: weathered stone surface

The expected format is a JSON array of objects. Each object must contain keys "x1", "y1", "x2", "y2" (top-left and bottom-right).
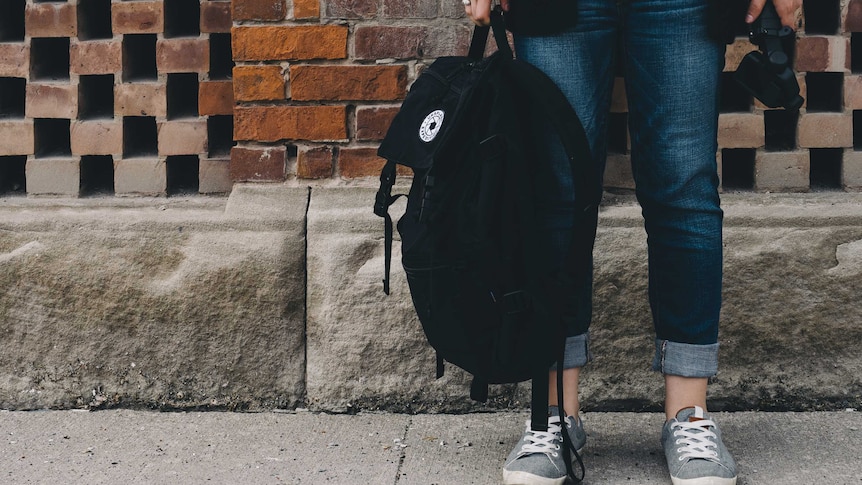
[
  {"x1": 0, "y1": 185, "x2": 308, "y2": 410},
  {"x1": 306, "y1": 189, "x2": 862, "y2": 412},
  {"x1": 2, "y1": 187, "x2": 861, "y2": 412}
]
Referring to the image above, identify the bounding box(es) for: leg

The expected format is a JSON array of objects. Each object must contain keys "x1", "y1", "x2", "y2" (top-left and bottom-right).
[
  {"x1": 623, "y1": 1, "x2": 736, "y2": 482},
  {"x1": 513, "y1": 0, "x2": 618, "y2": 417},
  {"x1": 502, "y1": 3, "x2": 617, "y2": 484}
]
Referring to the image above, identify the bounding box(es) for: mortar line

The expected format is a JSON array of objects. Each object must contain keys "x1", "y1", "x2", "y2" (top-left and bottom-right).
[
  {"x1": 302, "y1": 186, "x2": 311, "y2": 406},
  {"x1": 392, "y1": 416, "x2": 413, "y2": 484}
]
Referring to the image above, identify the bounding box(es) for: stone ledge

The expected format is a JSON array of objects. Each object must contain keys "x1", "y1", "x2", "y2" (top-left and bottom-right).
[
  {"x1": 308, "y1": 189, "x2": 862, "y2": 412},
  {"x1": 0, "y1": 185, "x2": 307, "y2": 410},
  {"x1": 1, "y1": 187, "x2": 860, "y2": 412}
]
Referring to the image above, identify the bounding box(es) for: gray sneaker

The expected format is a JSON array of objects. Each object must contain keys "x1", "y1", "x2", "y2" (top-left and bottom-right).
[
  {"x1": 502, "y1": 406, "x2": 586, "y2": 485},
  {"x1": 662, "y1": 406, "x2": 738, "y2": 485}
]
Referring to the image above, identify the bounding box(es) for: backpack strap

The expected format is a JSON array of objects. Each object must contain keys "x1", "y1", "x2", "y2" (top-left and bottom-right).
[
  {"x1": 373, "y1": 160, "x2": 405, "y2": 295},
  {"x1": 468, "y1": 7, "x2": 514, "y2": 61}
]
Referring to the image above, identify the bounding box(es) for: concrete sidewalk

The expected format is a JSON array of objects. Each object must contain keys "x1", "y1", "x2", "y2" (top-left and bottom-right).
[{"x1": 1, "y1": 410, "x2": 859, "y2": 484}]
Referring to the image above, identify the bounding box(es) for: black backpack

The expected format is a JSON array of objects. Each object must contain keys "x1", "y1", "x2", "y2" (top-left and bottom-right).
[{"x1": 373, "y1": 8, "x2": 600, "y2": 480}]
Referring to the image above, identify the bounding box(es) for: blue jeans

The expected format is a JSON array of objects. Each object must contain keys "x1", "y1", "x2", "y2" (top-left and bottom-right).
[{"x1": 518, "y1": 0, "x2": 725, "y2": 378}]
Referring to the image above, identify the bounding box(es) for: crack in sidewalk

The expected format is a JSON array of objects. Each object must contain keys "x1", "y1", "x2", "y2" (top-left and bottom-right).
[{"x1": 392, "y1": 415, "x2": 412, "y2": 484}]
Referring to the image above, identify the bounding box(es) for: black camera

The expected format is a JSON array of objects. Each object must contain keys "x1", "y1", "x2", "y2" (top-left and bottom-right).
[{"x1": 733, "y1": 0, "x2": 804, "y2": 110}]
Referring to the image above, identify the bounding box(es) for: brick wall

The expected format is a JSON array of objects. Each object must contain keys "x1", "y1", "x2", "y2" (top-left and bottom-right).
[
  {"x1": 227, "y1": 0, "x2": 859, "y2": 192},
  {"x1": 0, "y1": 1, "x2": 860, "y2": 195},
  {"x1": 0, "y1": 0, "x2": 235, "y2": 196}
]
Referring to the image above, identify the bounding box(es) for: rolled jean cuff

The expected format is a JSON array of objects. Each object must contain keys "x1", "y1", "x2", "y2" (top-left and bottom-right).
[
  {"x1": 651, "y1": 339, "x2": 719, "y2": 378},
  {"x1": 550, "y1": 333, "x2": 591, "y2": 370}
]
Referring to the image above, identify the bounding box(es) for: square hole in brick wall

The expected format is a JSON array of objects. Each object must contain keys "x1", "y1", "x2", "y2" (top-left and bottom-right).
[
  {"x1": 0, "y1": 0, "x2": 25, "y2": 42},
  {"x1": 853, "y1": 34, "x2": 862, "y2": 74},
  {"x1": 31, "y1": 38, "x2": 70, "y2": 81},
  {"x1": 810, "y1": 148, "x2": 843, "y2": 190},
  {"x1": 0, "y1": 78, "x2": 26, "y2": 119},
  {"x1": 720, "y1": 72, "x2": 752, "y2": 113},
  {"x1": 209, "y1": 33, "x2": 234, "y2": 80},
  {"x1": 122, "y1": 34, "x2": 157, "y2": 82},
  {"x1": 805, "y1": 72, "x2": 843, "y2": 112},
  {"x1": 78, "y1": 75, "x2": 114, "y2": 120},
  {"x1": 167, "y1": 73, "x2": 199, "y2": 120},
  {"x1": 77, "y1": 0, "x2": 112, "y2": 41},
  {"x1": 123, "y1": 116, "x2": 157, "y2": 158},
  {"x1": 608, "y1": 112, "x2": 628, "y2": 154},
  {"x1": 803, "y1": 0, "x2": 839, "y2": 35},
  {"x1": 166, "y1": 155, "x2": 199, "y2": 195},
  {"x1": 80, "y1": 155, "x2": 114, "y2": 195},
  {"x1": 207, "y1": 115, "x2": 234, "y2": 157},
  {"x1": 855, "y1": 111, "x2": 862, "y2": 150},
  {"x1": 764, "y1": 110, "x2": 798, "y2": 151},
  {"x1": 0, "y1": 156, "x2": 26, "y2": 194},
  {"x1": 34, "y1": 118, "x2": 71, "y2": 158},
  {"x1": 164, "y1": 0, "x2": 200, "y2": 38},
  {"x1": 721, "y1": 148, "x2": 755, "y2": 190}
]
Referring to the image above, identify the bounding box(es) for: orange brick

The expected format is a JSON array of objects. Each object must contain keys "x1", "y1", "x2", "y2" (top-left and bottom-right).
[
  {"x1": 0, "y1": 44, "x2": 29, "y2": 78},
  {"x1": 112, "y1": 1, "x2": 163, "y2": 34},
  {"x1": 71, "y1": 121, "x2": 122, "y2": 156},
  {"x1": 798, "y1": 113, "x2": 853, "y2": 148},
  {"x1": 232, "y1": 0, "x2": 286, "y2": 21},
  {"x1": 200, "y1": 1, "x2": 232, "y2": 33},
  {"x1": 338, "y1": 147, "x2": 386, "y2": 178},
  {"x1": 234, "y1": 106, "x2": 347, "y2": 142},
  {"x1": 157, "y1": 38, "x2": 209, "y2": 73},
  {"x1": 846, "y1": 75, "x2": 862, "y2": 109},
  {"x1": 231, "y1": 25, "x2": 347, "y2": 61},
  {"x1": 115, "y1": 83, "x2": 166, "y2": 117},
  {"x1": 297, "y1": 146, "x2": 333, "y2": 179},
  {"x1": 293, "y1": 0, "x2": 320, "y2": 19},
  {"x1": 232, "y1": 65, "x2": 285, "y2": 102},
  {"x1": 290, "y1": 65, "x2": 407, "y2": 101},
  {"x1": 718, "y1": 113, "x2": 765, "y2": 149},
  {"x1": 356, "y1": 107, "x2": 399, "y2": 141},
  {"x1": 795, "y1": 36, "x2": 847, "y2": 72},
  {"x1": 230, "y1": 146, "x2": 286, "y2": 181},
  {"x1": 158, "y1": 120, "x2": 208, "y2": 156},
  {"x1": 71, "y1": 41, "x2": 122, "y2": 75},
  {"x1": 26, "y1": 84, "x2": 77, "y2": 119},
  {"x1": 25, "y1": 3, "x2": 77, "y2": 38},
  {"x1": 0, "y1": 121, "x2": 35, "y2": 156},
  {"x1": 199, "y1": 81, "x2": 234, "y2": 116}
]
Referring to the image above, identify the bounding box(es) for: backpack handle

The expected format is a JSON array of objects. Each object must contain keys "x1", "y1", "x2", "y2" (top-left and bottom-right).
[{"x1": 468, "y1": 6, "x2": 514, "y2": 60}]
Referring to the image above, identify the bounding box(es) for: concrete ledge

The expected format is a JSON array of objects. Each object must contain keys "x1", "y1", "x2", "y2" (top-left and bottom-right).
[
  {"x1": 1, "y1": 186, "x2": 861, "y2": 412},
  {"x1": 0, "y1": 185, "x2": 307, "y2": 410},
  {"x1": 308, "y1": 189, "x2": 862, "y2": 412}
]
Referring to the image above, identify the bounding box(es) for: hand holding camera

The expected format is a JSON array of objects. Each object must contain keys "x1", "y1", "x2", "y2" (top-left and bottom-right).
[{"x1": 734, "y1": 0, "x2": 804, "y2": 110}]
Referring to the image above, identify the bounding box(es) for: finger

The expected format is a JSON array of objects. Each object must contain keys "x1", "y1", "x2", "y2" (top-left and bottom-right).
[
  {"x1": 745, "y1": 0, "x2": 766, "y2": 24},
  {"x1": 466, "y1": 0, "x2": 492, "y2": 26},
  {"x1": 775, "y1": 0, "x2": 802, "y2": 29}
]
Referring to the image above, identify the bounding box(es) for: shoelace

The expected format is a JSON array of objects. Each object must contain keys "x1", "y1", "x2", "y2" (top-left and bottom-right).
[
  {"x1": 671, "y1": 419, "x2": 720, "y2": 461},
  {"x1": 517, "y1": 416, "x2": 566, "y2": 458}
]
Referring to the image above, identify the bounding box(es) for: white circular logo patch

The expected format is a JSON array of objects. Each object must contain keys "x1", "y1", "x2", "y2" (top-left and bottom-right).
[{"x1": 419, "y1": 110, "x2": 445, "y2": 142}]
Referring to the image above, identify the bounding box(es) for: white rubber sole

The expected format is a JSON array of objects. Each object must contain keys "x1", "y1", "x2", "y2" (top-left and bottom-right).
[
  {"x1": 670, "y1": 476, "x2": 738, "y2": 485},
  {"x1": 501, "y1": 469, "x2": 566, "y2": 485}
]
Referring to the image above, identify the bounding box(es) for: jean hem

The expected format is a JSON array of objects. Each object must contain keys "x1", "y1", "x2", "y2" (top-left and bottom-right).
[{"x1": 651, "y1": 339, "x2": 719, "y2": 378}]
